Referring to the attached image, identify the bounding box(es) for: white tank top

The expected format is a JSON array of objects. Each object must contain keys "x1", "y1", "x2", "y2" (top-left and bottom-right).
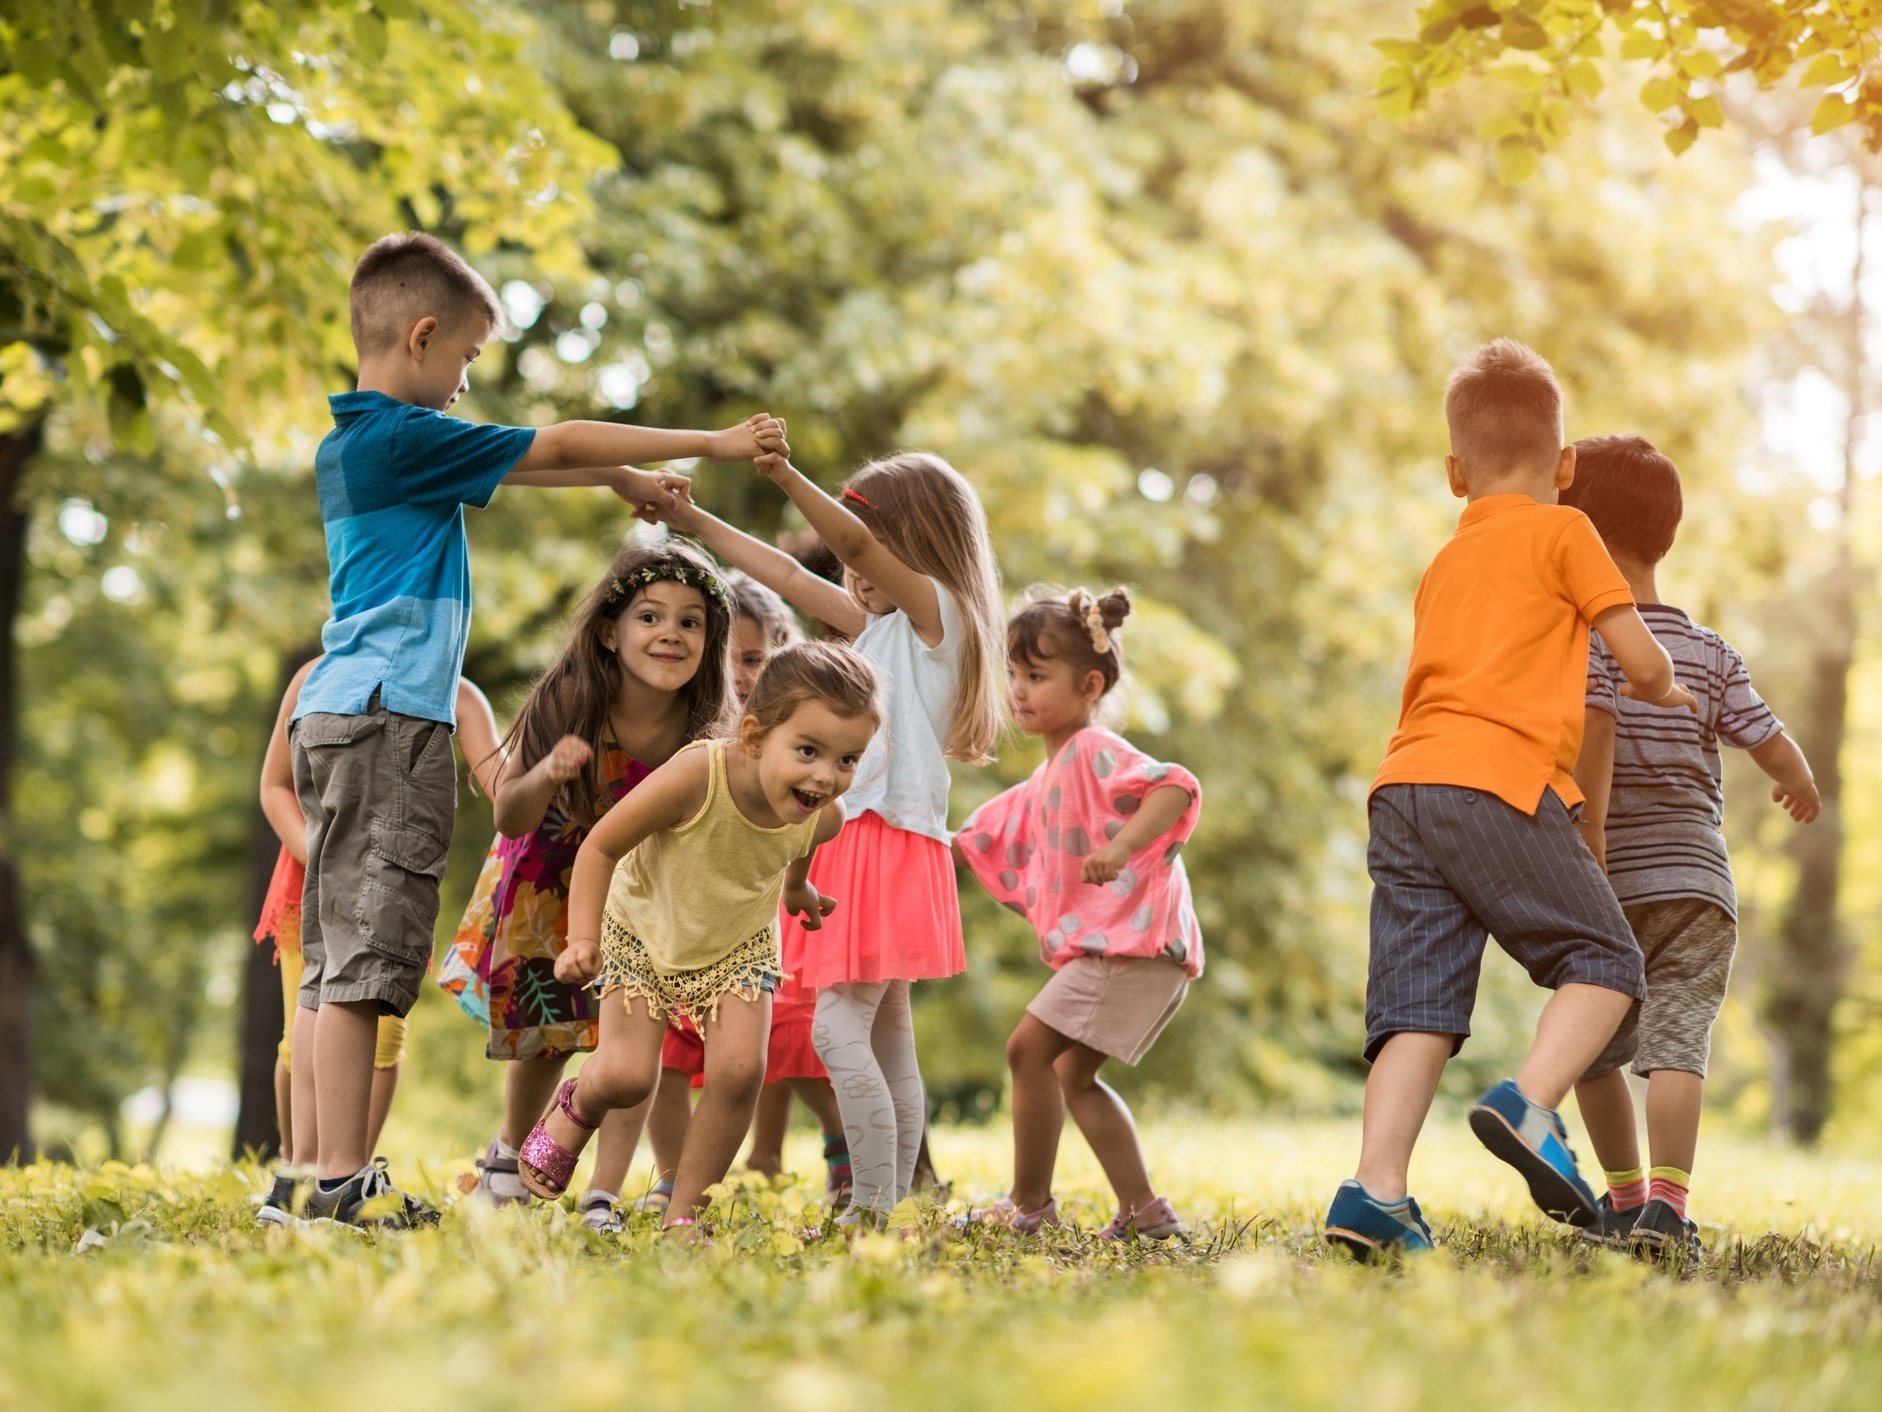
[{"x1": 840, "y1": 578, "x2": 964, "y2": 844}]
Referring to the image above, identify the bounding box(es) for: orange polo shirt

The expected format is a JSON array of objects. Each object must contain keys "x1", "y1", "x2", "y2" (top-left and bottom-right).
[{"x1": 1372, "y1": 495, "x2": 1633, "y2": 815}]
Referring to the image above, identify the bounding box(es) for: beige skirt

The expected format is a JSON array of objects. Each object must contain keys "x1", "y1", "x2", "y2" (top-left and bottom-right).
[{"x1": 1026, "y1": 955, "x2": 1189, "y2": 1065}]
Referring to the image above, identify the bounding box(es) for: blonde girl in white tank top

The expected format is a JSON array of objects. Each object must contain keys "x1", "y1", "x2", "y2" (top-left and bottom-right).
[{"x1": 516, "y1": 644, "x2": 882, "y2": 1236}]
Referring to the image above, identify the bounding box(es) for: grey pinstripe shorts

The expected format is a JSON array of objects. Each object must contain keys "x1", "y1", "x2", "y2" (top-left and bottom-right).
[{"x1": 1364, "y1": 784, "x2": 1644, "y2": 1063}]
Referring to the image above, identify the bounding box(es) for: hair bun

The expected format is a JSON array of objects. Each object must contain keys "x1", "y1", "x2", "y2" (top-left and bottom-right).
[{"x1": 1096, "y1": 587, "x2": 1131, "y2": 632}]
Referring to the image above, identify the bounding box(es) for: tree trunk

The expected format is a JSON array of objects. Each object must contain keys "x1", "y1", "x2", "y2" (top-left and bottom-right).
[
  {"x1": 230, "y1": 648, "x2": 317, "y2": 1161},
  {"x1": 1760, "y1": 179, "x2": 1866, "y2": 1146},
  {"x1": 0, "y1": 424, "x2": 41, "y2": 1163}
]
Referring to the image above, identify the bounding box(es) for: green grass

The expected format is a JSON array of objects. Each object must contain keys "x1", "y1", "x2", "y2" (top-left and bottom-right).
[{"x1": 4, "y1": 1119, "x2": 1882, "y2": 1410}]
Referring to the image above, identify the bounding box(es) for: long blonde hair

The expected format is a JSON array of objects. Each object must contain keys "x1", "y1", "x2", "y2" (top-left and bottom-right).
[{"x1": 844, "y1": 452, "x2": 1003, "y2": 762}]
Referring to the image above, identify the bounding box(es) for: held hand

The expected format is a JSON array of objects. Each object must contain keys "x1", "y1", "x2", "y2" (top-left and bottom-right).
[
  {"x1": 754, "y1": 450, "x2": 793, "y2": 482},
  {"x1": 555, "y1": 937, "x2": 601, "y2": 986},
  {"x1": 1618, "y1": 679, "x2": 1699, "y2": 713},
  {"x1": 1773, "y1": 778, "x2": 1823, "y2": 824},
  {"x1": 1080, "y1": 840, "x2": 1131, "y2": 886},
  {"x1": 784, "y1": 882, "x2": 837, "y2": 930},
  {"x1": 612, "y1": 466, "x2": 687, "y2": 510},
  {"x1": 705, "y1": 413, "x2": 786, "y2": 463},
  {"x1": 544, "y1": 734, "x2": 594, "y2": 785}
]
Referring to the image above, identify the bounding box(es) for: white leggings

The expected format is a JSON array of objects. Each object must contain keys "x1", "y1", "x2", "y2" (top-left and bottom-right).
[{"x1": 813, "y1": 980, "x2": 924, "y2": 1215}]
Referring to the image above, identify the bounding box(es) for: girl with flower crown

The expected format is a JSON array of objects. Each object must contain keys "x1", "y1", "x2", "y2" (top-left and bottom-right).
[
  {"x1": 439, "y1": 540, "x2": 737, "y2": 1230},
  {"x1": 956, "y1": 587, "x2": 1203, "y2": 1241}
]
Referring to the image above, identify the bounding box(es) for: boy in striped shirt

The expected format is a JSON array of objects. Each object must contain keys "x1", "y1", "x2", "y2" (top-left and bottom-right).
[{"x1": 1566, "y1": 435, "x2": 1820, "y2": 1258}]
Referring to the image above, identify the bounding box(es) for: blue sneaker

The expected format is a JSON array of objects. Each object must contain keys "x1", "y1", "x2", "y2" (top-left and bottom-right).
[
  {"x1": 1324, "y1": 1180, "x2": 1435, "y2": 1260},
  {"x1": 1468, "y1": 1079, "x2": 1599, "y2": 1226}
]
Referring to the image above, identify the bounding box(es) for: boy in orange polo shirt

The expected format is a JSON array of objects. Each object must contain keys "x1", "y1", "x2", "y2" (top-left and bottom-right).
[{"x1": 1324, "y1": 340, "x2": 1696, "y2": 1260}]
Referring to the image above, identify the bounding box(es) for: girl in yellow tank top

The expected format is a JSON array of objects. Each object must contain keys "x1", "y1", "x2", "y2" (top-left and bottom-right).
[{"x1": 516, "y1": 643, "x2": 883, "y2": 1234}]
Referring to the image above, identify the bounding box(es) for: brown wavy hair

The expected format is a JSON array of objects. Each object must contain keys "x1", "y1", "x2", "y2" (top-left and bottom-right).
[
  {"x1": 504, "y1": 541, "x2": 735, "y2": 825},
  {"x1": 1008, "y1": 585, "x2": 1132, "y2": 695},
  {"x1": 842, "y1": 452, "x2": 1003, "y2": 762},
  {"x1": 742, "y1": 641, "x2": 882, "y2": 736}
]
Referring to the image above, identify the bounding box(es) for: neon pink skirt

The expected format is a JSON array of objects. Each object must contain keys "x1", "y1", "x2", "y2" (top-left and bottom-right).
[{"x1": 781, "y1": 810, "x2": 965, "y2": 988}]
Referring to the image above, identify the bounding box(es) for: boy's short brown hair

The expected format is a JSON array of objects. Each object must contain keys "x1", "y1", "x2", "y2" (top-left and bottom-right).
[
  {"x1": 349, "y1": 232, "x2": 503, "y2": 356},
  {"x1": 1559, "y1": 434, "x2": 1683, "y2": 564},
  {"x1": 1444, "y1": 339, "x2": 1564, "y2": 483}
]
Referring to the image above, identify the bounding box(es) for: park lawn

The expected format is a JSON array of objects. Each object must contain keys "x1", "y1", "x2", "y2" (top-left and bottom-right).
[{"x1": 2, "y1": 1118, "x2": 1880, "y2": 1411}]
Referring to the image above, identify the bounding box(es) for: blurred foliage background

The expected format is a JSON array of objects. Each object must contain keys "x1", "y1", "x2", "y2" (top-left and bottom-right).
[{"x1": 5, "y1": 0, "x2": 1880, "y2": 1161}]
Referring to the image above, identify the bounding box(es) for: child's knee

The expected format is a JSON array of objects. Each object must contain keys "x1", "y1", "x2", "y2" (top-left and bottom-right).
[
  {"x1": 711, "y1": 1056, "x2": 766, "y2": 1105},
  {"x1": 584, "y1": 1055, "x2": 656, "y2": 1111},
  {"x1": 1006, "y1": 1023, "x2": 1056, "y2": 1071}
]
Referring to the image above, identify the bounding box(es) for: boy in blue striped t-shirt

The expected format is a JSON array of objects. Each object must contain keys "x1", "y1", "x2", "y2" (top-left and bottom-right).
[
  {"x1": 291, "y1": 233, "x2": 784, "y2": 1225},
  {"x1": 1565, "y1": 435, "x2": 1820, "y2": 1259}
]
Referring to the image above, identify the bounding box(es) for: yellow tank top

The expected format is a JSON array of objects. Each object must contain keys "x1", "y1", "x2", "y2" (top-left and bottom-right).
[{"x1": 604, "y1": 739, "x2": 819, "y2": 972}]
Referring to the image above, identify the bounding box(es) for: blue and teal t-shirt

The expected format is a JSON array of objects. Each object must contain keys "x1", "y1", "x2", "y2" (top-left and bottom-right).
[{"x1": 295, "y1": 391, "x2": 535, "y2": 727}]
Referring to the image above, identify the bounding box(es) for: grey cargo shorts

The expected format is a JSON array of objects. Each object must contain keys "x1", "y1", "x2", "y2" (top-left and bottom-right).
[{"x1": 291, "y1": 695, "x2": 456, "y2": 1017}]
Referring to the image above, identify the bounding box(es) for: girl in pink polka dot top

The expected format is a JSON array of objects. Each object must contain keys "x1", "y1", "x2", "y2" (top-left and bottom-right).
[{"x1": 955, "y1": 586, "x2": 1202, "y2": 1240}]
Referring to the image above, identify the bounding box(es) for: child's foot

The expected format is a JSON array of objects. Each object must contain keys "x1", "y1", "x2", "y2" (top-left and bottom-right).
[
  {"x1": 303, "y1": 1158, "x2": 439, "y2": 1230},
  {"x1": 957, "y1": 1197, "x2": 1060, "y2": 1235},
  {"x1": 1324, "y1": 1180, "x2": 1434, "y2": 1260},
  {"x1": 578, "y1": 1191, "x2": 623, "y2": 1234},
  {"x1": 1628, "y1": 1199, "x2": 1702, "y2": 1262},
  {"x1": 633, "y1": 1179, "x2": 674, "y2": 1214},
  {"x1": 1468, "y1": 1079, "x2": 1599, "y2": 1226},
  {"x1": 517, "y1": 1079, "x2": 598, "y2": 1200},
  {"x1": 1096, "y1": 1196, "x2": 1186, "y2": 1242},
  {"x1": 473, "y1": 1139, "x2": 531, "y2": 1207},
  {"x1": 255, "y1": 1168, "x2": 309, "y2": 1227},
  {"x1": 1579, "y1": 1192, "x2": 1644, "y2": 1249}
]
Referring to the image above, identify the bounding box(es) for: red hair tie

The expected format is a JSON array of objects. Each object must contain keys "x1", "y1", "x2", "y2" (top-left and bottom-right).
[{"x1": 842, "y1": 488, "x2": 874, "y2": 510}]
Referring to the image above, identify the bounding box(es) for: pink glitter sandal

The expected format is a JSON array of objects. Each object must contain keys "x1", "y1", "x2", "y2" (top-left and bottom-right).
[{"x1": 518, "y1": 1079, "x2": 598, "y2": 1200}]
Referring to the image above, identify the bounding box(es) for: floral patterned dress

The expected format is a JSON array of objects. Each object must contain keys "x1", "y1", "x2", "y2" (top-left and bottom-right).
[{"x1": 439, "y1": 736, "x2": 651, "y2": 1060}]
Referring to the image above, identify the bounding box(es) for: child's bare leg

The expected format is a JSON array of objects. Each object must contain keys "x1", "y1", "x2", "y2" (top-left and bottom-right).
[
  {"x1": 671, "y1": 994, "x2": 771, "y2": 1215},
  {"x1": 788, "y1": 1077, "x2": 844, "y2": 1137},
  {"x1": 746, "y1": 1083, "x2": 793, "y2": 1177},
  {"x1": 1643, "y1": 1070, "x2": 1702, "y2": 1175},
  {"x1": 311, "y1": 1000, "x2": 378, "y2": 1179},
  {"x1": 500, "y1": 1055, "x2": 568, "y2": 1150},
  {"x1": 1353, "y1": 1030, "x2": 1452, "y2": 1201},
  {"x1": 1007, "y1": 1014, "x2": 1075, "y2": 1211},
  {"x1": 647, "y1": 1068, "x2": 693, "y2": 1182},
  {"x1": 273, "y1": 1059, "x2": 294, "y2": 1165},
  {"x1": 289, "y1": 1005, "x2": 319, "y2": 1167},
  {"x1": 1516, "y1": 983, "x2": 1635, "y2": 1108},
  {"x1": 1054, "y1": 1042, "x2": 1156, "y2": 1216},
  {"x1": 366, "y1": 1064, "x2": 398, "y2": 1154},
  {"x1": 538, "y1": 992, "x2": 664, "y2": 1156},
  {"x1": 1573, "y1": 1068, "x2": 1640, "y2": 1174},
  {"x1": 588, "y1": 1102, "x2": 650, "y2": 1197}
]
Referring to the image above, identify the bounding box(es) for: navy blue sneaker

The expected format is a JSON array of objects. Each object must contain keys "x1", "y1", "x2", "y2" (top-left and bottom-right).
[
  {"x1": 1324, "y1": 1180, "x2": 1435, "y2": 1261},
  {"x1": 1627, "y1": 1198, "x2": 1701, "y2": 1262},
  {"x1": 1579, "y1": 1192, "x2": 1643, "y2": 1249},
  {"x1": 1468, "y1": 1079, "x2": 1599, "y2": 1226}
]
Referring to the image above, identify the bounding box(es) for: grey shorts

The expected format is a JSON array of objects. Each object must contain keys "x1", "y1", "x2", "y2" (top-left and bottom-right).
[
  {"x1": 292, "y1": 696, "x2": 456, "y2": 1017},
  {"x1": 1365, "y1": 784, "x2": 1644, "y2": 1063},
  {"x1": 1584, "y1": 898, "x2": 1737, "y2": 1080}
]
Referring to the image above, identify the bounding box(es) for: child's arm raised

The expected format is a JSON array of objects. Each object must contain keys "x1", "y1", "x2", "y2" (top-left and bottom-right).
[
  {"x1": 511, "y1": 413, "x2": 783, "y2": 478},
  {"x1": 781, "y1": 803, "x2": 847, "y2": 931},
  {"x1": 1081, "y1": 785, "x2": 1194, "y2": 886},
  {"x1": 657, "y1": 487, "x2": 865, "y2": 638},
  {"x1": 756, "y1": 453, "x2": 945, "y2": 647},
  {"x1": 1572, "y1": 708, "x2": 1616, "y2": 870},
  {"x1": 1591, "y1": 606, "x2": 1697, "y2": 712},
  {"x1": 454, "y1": 679, "x2": 507, "y2": 800},
  {"x1": 1748, "y1": 731, "x2": 1822, "y2": 823},
  {"x1": 259, "y1": 659, "x2": 319, "y2": 864},
  {"x1": 556, "y1": 749, "x2": 712, "y2": 984},
  {"x1": 492, "y1": 735, "x2": 594, "y2": 839}
]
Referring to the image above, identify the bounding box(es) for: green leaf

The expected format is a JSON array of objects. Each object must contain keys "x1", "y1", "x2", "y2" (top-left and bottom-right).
[
  {"x1": 1501, "y1": 13, "x2": 1549, "y2": 51},
  {"x1": 1800, "y1": 52, "x2": 1857, "y2": 89},
  {"x1": 1371, "y1": 39, "x2": 1425, "y2": 63},
  {"x1": 1565, "y1": 60, "x2": 1603, "y2": 99},
  {"x1": 1687, "y1": 94, "x2": 1724, "y2": 128},
  {"x1": 1811, "y1": 93, "x2": 1858, "y2": 134},
  {"x1": 353, "y1": 9, "x2": 388, "y2": 63},
  {"x1": 1640, "y1": 76, "x2": 1685, "y2": 113},
  {"x1": 1494, "y1": 136, "x2": 1538, "y2": 183},
  {"x1": 1664, "y1": 118, "x2": 1700, "y2": 155},
  {"x1": 1675, "y1": 49, "x2": 1723, "y2": 79},
  {"x1": 1488, "y1": 63, "x2": 1548, "y2": 92},
  {"x1": 1620, "y1": 30, "x2": 1666, "y2": 61},
  {"x1": 1376, "y1": 66, "x2": 1419, "y2": 119}
]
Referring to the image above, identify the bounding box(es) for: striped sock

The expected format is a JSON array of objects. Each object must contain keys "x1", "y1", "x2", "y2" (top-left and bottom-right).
[
  {"x1": 1604, "y1": 1166, "x2": 1648, "y2": 1211},
  {"x1": 1648, "y1": 1166, "x2": 1691, "y2": 1220}
]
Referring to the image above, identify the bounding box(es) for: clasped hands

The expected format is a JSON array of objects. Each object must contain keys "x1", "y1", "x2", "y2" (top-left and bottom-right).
[{"x1": 615, "y1": 414, "x2": 792, "y2": 523}]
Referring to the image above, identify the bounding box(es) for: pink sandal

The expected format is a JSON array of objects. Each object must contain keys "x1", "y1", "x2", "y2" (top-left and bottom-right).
[{"x1": 518, "y1": 1079, "x2": 597, "y2": 1200}]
